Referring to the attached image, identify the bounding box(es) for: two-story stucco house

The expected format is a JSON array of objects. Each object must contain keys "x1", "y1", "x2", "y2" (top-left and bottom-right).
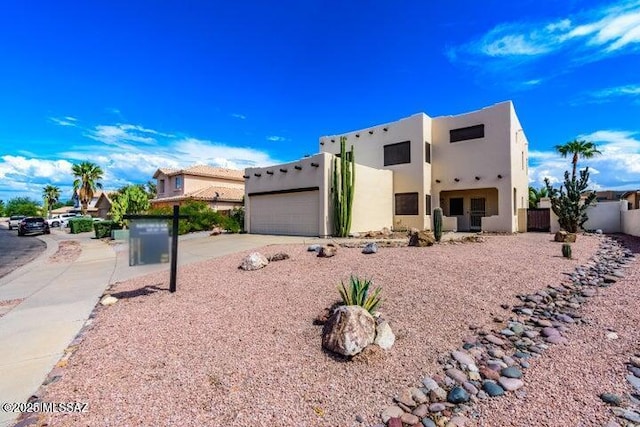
[
  {"x1": 244, "y1": 101, "x2": 529, "y2": 236},
  {"x1": 150, "y1": 165, "x2": 245, "y2": 212}
]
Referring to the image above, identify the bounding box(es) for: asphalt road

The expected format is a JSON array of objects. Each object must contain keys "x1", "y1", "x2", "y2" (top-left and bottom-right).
[{"x1": 0, "y1": 223, "x2": 47, "y2": 279}]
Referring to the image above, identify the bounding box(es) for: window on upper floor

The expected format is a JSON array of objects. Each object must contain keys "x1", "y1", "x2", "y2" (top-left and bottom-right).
[
  {"x1": 158, "y1": 179, "x2": 165, "y2": 193},
  {"x1": 395, "y1": 192, "x2": 418, "y2": 215},
  {"x1": 174, "y1": 176, "x2": 183, "y2": 190},
  {"x1": 450, "y1": 124, "x2": 485, "y2": 143},
  {"x1": 425, "y1": 142, "x2": 431, "y2": 164},
  {"x1": 384, "y1": 141, "x2": 411, "y2": 166}
]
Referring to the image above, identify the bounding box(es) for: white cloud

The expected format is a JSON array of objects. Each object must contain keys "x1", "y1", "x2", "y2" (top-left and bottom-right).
[
  {"x1": 266, "y1": 135, "x2": 286, "y2": 142},
  {"x1": 50, "y1": 116, "x2": 78, "y2": 127},
  {"x1": 529, "y1": 129, "x2": 640, "y2": 190},
  {"x1": 231, "y1": 113, "x2": 247, "y2": 120},
  {"x1": 588, "y1": 83, "x2": 640, "y2": 100},
  {"x1": 451, "y1": 0, "x2": 640, "y2": 64}
]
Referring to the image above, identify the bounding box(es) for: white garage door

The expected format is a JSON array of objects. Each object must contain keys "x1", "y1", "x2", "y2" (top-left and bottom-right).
[{"x1": 249, "y1": 190, "x2": 319, "y2": 236}]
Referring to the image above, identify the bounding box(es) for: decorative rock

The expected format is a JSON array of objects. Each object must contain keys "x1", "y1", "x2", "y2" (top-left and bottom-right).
[
  {"x1": 500, "y1": 366, "x2": 522, "y2": 379},
  {"x1": 452, "y1": 350, "x2": 475, "y2": 367},
  {"x1": 498, "y1": 377, "x2": 524, "y2": 391},
  {"x1": 209, "y1": 226, "x2": 222, "y2": 235},
  {"x1": 381, "y1": 406, "x2": 404, "y2": 423},
  {"x1": 422, "y1": 377, "x2": 439, "y2": 392},
  {"x1": 541, "y1": 327, "x2": 560, "y2": 337},
  {"x1": 612, "y1": 408, "x2": 640, "y2": 423},
  {"x1": 447, "y1": 386, "x2": 470, "y2": 404},
  {"x1": 462, "y1": 381, "x2": 478, "y2": 395},
  {"x1": 429, "y1": 403, "x2": 446, "y2": 412},
  {"x1": 408, "y1": 231, "x2": 435, "y2": 247},
  {"x1": 268, "y1": 252, "x2": 290, "y2": 262},
  {"x1": 318, "y1": 245, "x2": 337, "y2": 257},
  {"x1": 627, "y1": 374, "x2": 640, "y2": 393},
  {"x1": 600, "y1": 392, "x2": 622, "y2": 406},
  {"x1": 362, "y1": 242, "x2": 378, "y2": 254},
  {"x1": 628, "y1": 365, "x2": 640, "y2": 378},
  {"x1": 410, "y1": 387, "x2": 429, "y2": 404},
  {"x1": 449, "y1": 415, "x2": 472, "y2": 426},
  {"x1": 536, "y1": 318, "x2": 553, "y2": 327},
  {"x1": 429, "y1": 387, "x2": 447, "y2": 402},
  {"x1": 307, "y1": 244, "x2": 321, "y2": 252},
  {"x1": 479, "y1": 367, "x2": 501, "y2": 381},
  {"x1": 322, "y1": 305, "x2": 376, "y2": 356},
  {"x1": 446, "y1": 368, "x2": 468, "y2": 384},
  {"x1": 630, "y1": 356, "x2": 640, "y2": 369},
  {"x1": 400, "y1": 412, "x2": 420, "y2": 425},
  {"x1": 606, "y1": 332, "x2": 619, "y2": 340},
  {"x1": 412, "y1": 404, "x2": 429, "y2": 418},
  {"x1": 238, "y1": 252, "x2": 269, "y2": 270},
  {"x1": 100, "y1": 295, "x2": 118, "y2": 306},
  {"x1": 396, "y1": 388, "x2": 416, "y2": 408},
  {"x1": 545, "y1": 335, "x2": 568, "y2": 345},
  {"x1": 554, "y1": 230, "x2": 576, "y2": 242},
  {"x1": 484, "y1": 334, "x2": 505, "y2": 346},
  {"x1": 422, "y1": 419, "x2": 437, "y2": 427},
  {"x1": 374, "y1": 321, "x2": 396, "y2": 350},
  {"x1": 482, "y1": 381, "x2": 505, "y2": 397},
  {"x1": 387, "y1": 417, "x2": 402, "y2": 427},
  {"x1": 488, "y1": 348, "x2": 505, "y2": 358}
]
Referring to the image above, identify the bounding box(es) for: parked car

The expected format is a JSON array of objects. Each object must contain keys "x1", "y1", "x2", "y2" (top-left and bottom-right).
[
  {"x1": 46, "y1": 213, "x2": 81, "y2": 228},
  {"x1": 18, "y1": 217, "x2": 50, "y2": 236},
  {"x1": 7, "y1": 215, "x2": 26, "y2": 230}
]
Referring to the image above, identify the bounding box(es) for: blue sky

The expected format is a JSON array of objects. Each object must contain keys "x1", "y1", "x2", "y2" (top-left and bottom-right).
[{"x1": 1, "y1": 0, "x2": 639, "y2": 203}]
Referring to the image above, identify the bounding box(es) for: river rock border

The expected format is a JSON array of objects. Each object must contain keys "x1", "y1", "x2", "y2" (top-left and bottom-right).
[{"x1": 376, "y1": 235, "x2": 637, "y2": 427}]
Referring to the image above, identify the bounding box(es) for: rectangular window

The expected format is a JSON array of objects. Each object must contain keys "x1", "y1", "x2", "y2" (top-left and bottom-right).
[
  {"x1": 174, "y1": 176, "x2": 183, "y2": 190},
  {"x1": 158, "y1": 179, "x2": 165, "y2": 193},
  {"x1": 425, "y1": 142, "x2": 431, "y2": 164},
  {"x1": 425, "y1": 194, "x2": 431, "y2": 214},
  {"x1": 395, "y1": 192, "x2": 418, "y2": 215},
  {"x1": 384, "y1": 141, "x2": 411, "y2": 166},
  {"x1": 450, "y1": 124, "x2": 485, "y2": 143},
  {"x1": 450, "y1": 197, "x2": 464, "y2": 216}
]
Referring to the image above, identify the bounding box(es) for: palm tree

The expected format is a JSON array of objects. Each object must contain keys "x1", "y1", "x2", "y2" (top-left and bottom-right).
[
  {"x1": 554, "y1": 139, "x2": 601, "y2": 180},
  {"x1": 72, "y1": 161, "x2": 104, "y2": 215},
  {"x1": 42, "y1": 185, "x2": 61, "y2": 218},
  {"x1": 528, "y1": 186, "x2": 549, "y2": 209}
]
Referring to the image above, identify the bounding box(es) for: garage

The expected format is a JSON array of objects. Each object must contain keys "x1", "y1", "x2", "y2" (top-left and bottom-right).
[{"x1": 248, "y1": 189, "x2": 320, "y2": 236}]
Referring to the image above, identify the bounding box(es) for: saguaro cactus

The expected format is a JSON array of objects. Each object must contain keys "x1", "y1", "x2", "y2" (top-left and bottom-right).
[
  {"x1": 562, "y1": 243, "x2": 572, "y2": 259},
  {"x1": 433, "y1": 206, "x2": 443, "y2": 242},
  {"x1": 333, "y1": 136, "x2": 355, "y2": 237}
]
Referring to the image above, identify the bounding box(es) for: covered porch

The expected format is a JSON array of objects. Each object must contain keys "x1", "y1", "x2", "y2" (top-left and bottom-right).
[{"x1": 438, "y1": 188, "x2": 499, "y2": 232}]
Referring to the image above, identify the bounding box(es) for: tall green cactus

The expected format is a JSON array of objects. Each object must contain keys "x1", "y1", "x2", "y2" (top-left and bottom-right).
[
  {"x1": 333, "y1": 136, "x2": 355, "y2": 237},
  {"x1": 433, "y1": 206, "x2": 443, "y2": 242}
]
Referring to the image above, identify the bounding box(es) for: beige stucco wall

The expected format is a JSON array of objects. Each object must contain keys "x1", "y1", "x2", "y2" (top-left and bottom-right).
[
  {"x1": 622, "y1": 209, "x2": 640, "y2": 236},
  {"x1": 183, "y1": 175, "x2": 244, "y2": 194},
  {"x1": 244, "y1": 153, "x2": 332, "y2": 236},
  {"x1": 583, "y1": 201, "x2": 624, "y2": 233},
  {"x1": 431, "y1": 101, "x2": 528, "y2": 232},
  {"x1": 351, "y1": 165, "x2": 393, "y2": 233}
]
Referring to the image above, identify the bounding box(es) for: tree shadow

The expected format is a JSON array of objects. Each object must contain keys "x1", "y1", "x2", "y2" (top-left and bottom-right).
[{"x1": 110, "y1": 284, "x2": 166, "y2": 299}]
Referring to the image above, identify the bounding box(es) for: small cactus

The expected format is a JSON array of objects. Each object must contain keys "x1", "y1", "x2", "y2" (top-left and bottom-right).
[
  {"x1": 433, "y1": 206, "x2": 443, "y2": 242},
  {"x1": 562, "y1": 243, "x2": 572, "y2": 259}
]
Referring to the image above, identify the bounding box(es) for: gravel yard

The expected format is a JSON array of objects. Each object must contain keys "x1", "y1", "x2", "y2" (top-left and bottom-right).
[{"x1": 38, "y1": 232, "x2": 634, "y2": 427}]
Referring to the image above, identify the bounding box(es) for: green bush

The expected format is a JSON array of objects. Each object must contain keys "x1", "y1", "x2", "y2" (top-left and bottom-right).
[
  {"x1": 94, "y1": 220, "x2": 119, "y2": 239},
  {"x1": 69, "y1": 217, "x2": 94, "y2": 234},
  {"x1": 337, "y1": 276, "x2": 382, "y2": 314},
  {"x1": 146, "y1": 202, "x2": 225, "y2": 235},
  {"x1": 222, "y1": 215, "x2": 241, "y2": 233}
]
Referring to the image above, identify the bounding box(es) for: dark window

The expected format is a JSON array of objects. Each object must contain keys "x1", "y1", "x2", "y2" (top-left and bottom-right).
[
  {"x1": 450, "y1": 197, "x2": 464, "y2": 216},
  {"x1": 395, "y1": 192, "x2": 418, "y2": 215},
  {"x1": 158, "y1": 179, "x2": 165, "y2": 193},
  {"x1": 384, "y1": 141, "x2": 411, "y2": 166},
  {"x1": 425, "y1": 195, "x2": 431, "y2": 213},
  {"x1": 425, "y1": 142, "x2": 431, "y2": 163},
  {"x1": 450, "y1": 124, "x2": 485, "y2": 143}
]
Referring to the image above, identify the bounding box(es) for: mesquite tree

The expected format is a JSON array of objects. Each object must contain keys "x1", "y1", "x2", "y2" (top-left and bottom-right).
[
  {"x1": 333, "y1": 136, "x2": 355, "y2": 237},
  {"x1": 544, "y1": 168, "x2": 596, "y2": 233}
]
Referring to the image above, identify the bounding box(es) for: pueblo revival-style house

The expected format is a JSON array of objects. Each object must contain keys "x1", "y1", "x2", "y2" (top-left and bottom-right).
[
  {"x1": 244, "y1": 101, "x2": 529, "y2": 237},
  {"x1": 150, "y1": 165, "x2": 244, "y2": 212}
]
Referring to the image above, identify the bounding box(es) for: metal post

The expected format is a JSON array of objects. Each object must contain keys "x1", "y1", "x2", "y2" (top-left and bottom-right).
[{"x1": 169, "y1": 205, "x2": 179, "y2": 293}]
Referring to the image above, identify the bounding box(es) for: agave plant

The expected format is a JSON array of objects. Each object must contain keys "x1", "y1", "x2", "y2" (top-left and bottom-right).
[{"x1": 337, "y1": 275, "x2": 382, "y2": 314}]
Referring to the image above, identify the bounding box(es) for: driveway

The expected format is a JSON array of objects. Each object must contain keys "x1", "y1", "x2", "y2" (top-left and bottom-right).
[{"x1": 0, "y1": 223, "x2": 47, "y2": 279}]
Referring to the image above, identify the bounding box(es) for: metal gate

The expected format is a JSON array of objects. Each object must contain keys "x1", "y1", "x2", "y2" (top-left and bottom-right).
[
  {"x1": 527, "y1": 208, "x2": 551, "y2": 232},
  {"x1": 470, "y1": 198, "x2": 485, "y2": 231}
]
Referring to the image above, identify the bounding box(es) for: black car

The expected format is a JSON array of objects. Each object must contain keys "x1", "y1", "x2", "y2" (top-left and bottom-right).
[{"x1": 18, "y1": 217, "x2": 51, "y2": 236}]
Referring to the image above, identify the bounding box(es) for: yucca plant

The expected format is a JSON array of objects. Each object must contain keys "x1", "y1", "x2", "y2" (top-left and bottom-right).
[{"x1": 337, "y1": 275, "x2": 382, "y2": 314}]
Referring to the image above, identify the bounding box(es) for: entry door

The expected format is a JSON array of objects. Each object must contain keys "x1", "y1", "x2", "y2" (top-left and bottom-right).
[{"x1": 469, "y1": 198, "x2": 486, "y2": 231}]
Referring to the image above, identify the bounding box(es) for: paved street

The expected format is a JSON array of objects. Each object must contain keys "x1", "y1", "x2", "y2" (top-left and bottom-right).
[{"x1": 0, "y1": 223, "x2": 46, "y2": 279}]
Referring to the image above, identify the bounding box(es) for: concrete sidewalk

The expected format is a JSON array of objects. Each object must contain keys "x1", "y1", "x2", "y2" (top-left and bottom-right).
[{"x1": 0, "y1": 232, "x2": 321, "y2": 427}]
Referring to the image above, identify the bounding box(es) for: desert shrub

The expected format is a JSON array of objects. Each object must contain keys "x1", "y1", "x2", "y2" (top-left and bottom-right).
[
  {"x1": 69, "y1": 217, "x2": 94, "y2": 234},
  {"x1": 337, "y1": 276, "x2": 382, "y2": 314},
  {"x1": 147, "y1": 202, "x2": 224, "y2": 235},
  {"x1": 222, "y1": 215, "x2": 241, "y2": 233},
  {"x1": 94, "y1": 220, "x2": 119, "y2": 239},
  {"x1": 229, "y1": 207, "x2": 245, "y2": 232}
]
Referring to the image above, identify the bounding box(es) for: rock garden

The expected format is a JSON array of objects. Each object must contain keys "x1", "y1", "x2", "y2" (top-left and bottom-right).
[{"x1": 26, "y1": 232, "x2": 640, "y2": 427}]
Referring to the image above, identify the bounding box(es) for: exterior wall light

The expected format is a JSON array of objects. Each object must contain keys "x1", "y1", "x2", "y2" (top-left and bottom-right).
[
  {"x1": 454, "y1": 178, "x2": 460, "y2": 182},
  {"x1": 254, "y1": 173, "x2": 262, "y2": 177},
  {"x1": 243, "y1": 175, "x2": 250, "y2": 179},
  {"x1": 310, "y1": 162, "x2": 319, "y2": 167},
  {"x1": 266, "y1": 170, "x2": 273, "y2": 175},
  {"x1": 331, "y1": 139, "x2": 335, "y2": 143},
  {"x1": 383, "y1": 127, "x2": 388, "y2": 131},
  {"x1": 320, "y1": 141, "x2": 325, "y2": 145},
  {"x1": 369, "y1": 130, "x2": 374, "y2": 135},
  {"x1": 475, "y1": 176, "x2": 480, "y2": 180},
  {"x1": 280, "y1": 168, "x2": 288, "y2": 173},
  {"x1": 294, "y1": 165, "x2": 302, "y2": 170},
  {"x1": 435, "y1": 179, "x2": 441, "y2": 183},
  {"x1": 355, "y1": 133, "x2": 360, "y2": 138},
  {"x1": 497, "y1": 174, "x2": 503, "y2": 179}
]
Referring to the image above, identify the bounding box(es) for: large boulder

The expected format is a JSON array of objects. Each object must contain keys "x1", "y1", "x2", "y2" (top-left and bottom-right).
[
  {"x1": 408, "y1": 231, "x2": 435, "y2": 247},
  {"x1": 322, "y1": 305, "x2": 376, "y2": 356},
  {"x1": 238, "y1": 252, "x2": 269, "y2": 271},
  {"x1": 554, "y1": 230, "x2": 577, "y2": 242},
  {"x1": 318, "y1": 245, "x2": 337, "y2": 258}
]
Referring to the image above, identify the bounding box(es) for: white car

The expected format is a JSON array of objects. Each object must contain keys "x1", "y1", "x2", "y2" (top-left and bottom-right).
[
  {"x1": 46, "y1": 213, "x2": 81, "y2": 228},
  {"x1": 8, "y1": 215, "x2": 26, "y2": 230}
]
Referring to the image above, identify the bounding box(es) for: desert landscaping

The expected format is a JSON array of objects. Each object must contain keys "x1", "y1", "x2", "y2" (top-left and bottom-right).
[{"x1": 22, "y1": 232, "x2": 639, "y2": 427}]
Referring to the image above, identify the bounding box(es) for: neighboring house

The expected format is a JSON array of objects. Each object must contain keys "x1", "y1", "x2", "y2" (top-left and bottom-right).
[
  {"x1": 594, "y1": 190, "x2": 626, "y2": 202},
  {"x1": 94, "y1": 192, "x2": 114, "y2": 218},
  {"x1": 150, "y1": 165, "x2": 244, "y2": 212},
  {"x1": 244, "y1": 101, "x2": 529, "y2": 237},
  {"x1": 622, "y1": 190, "x2": 640, "y2": 210},
  {"x1": 65, "y1": 190, "x2": 112, "y2": 218}
]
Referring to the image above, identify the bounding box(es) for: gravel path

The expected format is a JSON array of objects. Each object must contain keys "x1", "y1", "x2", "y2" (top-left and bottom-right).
[{"x1": 39, "y1": 233, "x2": 603, "y2": 427}]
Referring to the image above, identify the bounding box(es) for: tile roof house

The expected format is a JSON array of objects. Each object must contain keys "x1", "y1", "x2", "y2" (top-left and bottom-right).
[
  {"x1": 150, "y1": 165, "x2": 245, "y2": 212},
  {"x1": 244, "y1": 101, "x2": 529, "y2": 237}
]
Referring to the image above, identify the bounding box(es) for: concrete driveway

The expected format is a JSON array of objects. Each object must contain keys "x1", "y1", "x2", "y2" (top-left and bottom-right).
[{"x1": 0, "y1": 222, "x2": 46, "y2": 279}]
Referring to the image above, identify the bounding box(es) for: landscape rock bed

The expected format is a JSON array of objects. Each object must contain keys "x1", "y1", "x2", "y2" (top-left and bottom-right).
[
  {"x1": 31, "y1": 233, "x2": 638, "y2": 426},
  {"x1": 377, "y1": 234, "x2": 639, "y2": 427}
]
